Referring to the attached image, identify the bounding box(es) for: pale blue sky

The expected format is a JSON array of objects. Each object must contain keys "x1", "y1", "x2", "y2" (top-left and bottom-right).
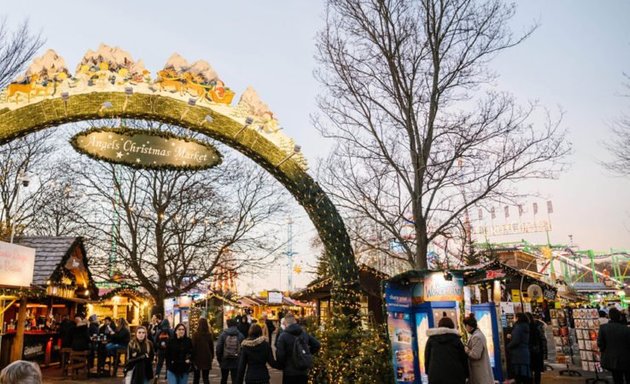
[{"x1": 2, "y1": 1, "x2": 629, "y2": 291}]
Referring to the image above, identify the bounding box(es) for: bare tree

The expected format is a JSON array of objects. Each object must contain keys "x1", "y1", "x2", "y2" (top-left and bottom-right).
[
  {"x1": 26, "y1": 160, "x2": 92, "y2": 237},
  {"x1": 66, "y1": 123, "x2": 287, "y2": 311},
  {"x1": 603, "y1": 73, "x2": 630, "y2": 176},
  {"x1": 315, "y1": 0, "x2": 570, "y2": 270},
  {"x1": 0, "y1": 18, "x2": 43, "y2": 88},
  {"x1": 0, "y1": 130, "x2": 59, "y2": 240}
]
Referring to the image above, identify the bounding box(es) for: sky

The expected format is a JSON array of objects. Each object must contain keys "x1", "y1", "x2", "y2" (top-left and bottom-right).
[{"x1": 2, "y1": 1, "x2": 629, "y2": 293}]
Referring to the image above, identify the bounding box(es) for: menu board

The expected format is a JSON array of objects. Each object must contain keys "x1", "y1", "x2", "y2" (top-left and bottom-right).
[
  {"x1": 550, "y1": 309, "x2": 577, "y2": 364},
  {"x1": 573, "y1": 308, "x2": 602, "y2": 372},
  {"x1": 387, "y1": 312, "x2": 416, "y2": 383}
]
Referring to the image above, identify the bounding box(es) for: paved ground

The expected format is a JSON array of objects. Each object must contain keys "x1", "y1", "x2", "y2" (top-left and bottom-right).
[
  {"x1": 42, "y1": 366, "x2": 284, "y2": 383},
  {"x1": 42, "y1": 364, "x2": 612, "y2": 384}
]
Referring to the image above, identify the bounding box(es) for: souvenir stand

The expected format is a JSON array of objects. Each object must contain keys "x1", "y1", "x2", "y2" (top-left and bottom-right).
[
  {"x1": 463, "y1": 260, "x2": 559, "y2": 382},
  {"x1": 549, "y1": 307, "x2": 581, "y2": 377},
  {"x1": 384, "y1": 270, "x2": 465, "y2": 384},
  {"x1": 574, "y1": 308, "x2": 608, "y2": 384},
  {"x1": 0, "y1": 237, "x2": 98, "y2": 369}
]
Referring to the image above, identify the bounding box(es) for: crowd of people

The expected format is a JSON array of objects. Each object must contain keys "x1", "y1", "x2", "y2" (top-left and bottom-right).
[
  {"x1": 140, "y1": 311, "x2": 319, "y2": 384},
  {"x1": 424, "y1": 308, "x2": 630, "y2": 384}
]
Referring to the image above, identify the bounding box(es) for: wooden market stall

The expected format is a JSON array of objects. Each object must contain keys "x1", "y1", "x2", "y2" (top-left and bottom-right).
[
  {"x1": 0, "y1": 237, "x2": 97, "y2": 368},
  {"x1": 90, "y1": 287, "x2": 154, "y2": 327},
  {"x1": 292, "y1": 264, "x2": 389, "y2": 325}
]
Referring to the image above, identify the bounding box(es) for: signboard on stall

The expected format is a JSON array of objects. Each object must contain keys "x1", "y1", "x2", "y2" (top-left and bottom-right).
[
  {"x1": 268, "y1": 291, "x2": 283, "y2": 304},
  {"x1": 422, "y1": 272, "x2": 464, "y2": 302},
  {"x1": 0, "y1": 241, "x2": 36, "y2": 287}
]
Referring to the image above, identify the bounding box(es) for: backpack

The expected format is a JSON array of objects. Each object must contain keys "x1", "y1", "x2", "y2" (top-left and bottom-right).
[
  {"x1": 223, "y1": 335, "x2": 240, "y2": 359},
  {"x1": 158, "y1": 330, "x2": 170, "y2": 350},
  {"x1": 292, "y1": 335, "x2": 313, "y2": 370}
]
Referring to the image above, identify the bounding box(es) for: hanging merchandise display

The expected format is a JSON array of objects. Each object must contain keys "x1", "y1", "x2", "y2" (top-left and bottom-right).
[{"x1": 573, "y1": 308, "x2": 602, "y2": 373}]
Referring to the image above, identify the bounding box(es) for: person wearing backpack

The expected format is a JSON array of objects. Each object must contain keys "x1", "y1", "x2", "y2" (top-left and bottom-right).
[
  {"x1": 216, "y1": 318, "x2": 245, "y2": 384},
  {"x1": 275, "y1": 313, "x2": 320, "y2": 384},
  {"x1": 154, "y1": 318, "x2": 172, "y2": 383},
  {"x1": 236, "y1": 324, "x2": 279, "y2": 384}
]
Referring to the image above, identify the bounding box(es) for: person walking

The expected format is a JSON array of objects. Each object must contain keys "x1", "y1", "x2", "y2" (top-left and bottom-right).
[
  {"x1": 125, "y1": 326, "x2": 154, "y2": 384},
  {"x1": 507, "y1": 313, "x2": 531, "y2": 384},
  {"x1": 154, "y1": 318, "x2": 172, "y2": 382},
  {"x1": 275, "y1": 313, "x2": 321, "y2": 384},
  {"x1": 216, "y1": 318, "x2": 245, "y2": 384},
  {"x1": 165, "y1": 323, "x2": 193, "y2": 384},
  {"x1": 598, "y1": 308, "x2": 630, "y2": 384},
  {"x1": 424, "y1": 316, "x2": 468, "y2": 384},
  {"x1": 463, "y1": 315, "x2": 493, "y2": 384},
  {"x1": 148, "y1": 314, "x2": 162, "y2": 344},
  {"x1": 236, "y1": 324, "x2": 278, "y2": 384},
  {"x1": 261, "y1": 314, "x2": 275, "y2": 344},
  {"x1": 237, "y1": 316, "x2": 250, "y2": 340},
  {"x1": 192, "y1": 318, "x2": 215, "y2": 384},
  {"x1": 526, "y1": 313, "x2": 546, "y2": 384}
]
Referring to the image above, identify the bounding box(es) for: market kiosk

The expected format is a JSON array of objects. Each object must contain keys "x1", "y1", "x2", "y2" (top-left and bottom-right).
[
  {"x1": 384, "y1": 270, "x2": 465, "y2": 384},
  {"x1": 0, "y1": 237, "x2": 97, "y2": 369}
]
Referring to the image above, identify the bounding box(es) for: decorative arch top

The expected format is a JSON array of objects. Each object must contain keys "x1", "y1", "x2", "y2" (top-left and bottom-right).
[{"x1": 0, "y1": 44, "x2": 307, "y2": 169}]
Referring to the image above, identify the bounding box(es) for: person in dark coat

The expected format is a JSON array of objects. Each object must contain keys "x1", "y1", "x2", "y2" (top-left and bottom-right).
[
  {"x1": 192, "y1": 318, "x2": 214, "y2": 384},
  {"x1": 58, "y1": 315, "x2": 75, "y2": 348},
  {"x1": 165, "y1": 323, "x2": 193, "y2": 384},
  {"x1": 507, "y1": 313, "x2": 531, "y2": 384},
  {"x1": 424, "y1": 316, "x2": 468, "y2": 384},
  {"x1": 125, "y1": 326, "x2": 154, "y2": 384},
  {"x1": 275, "y1": 313, "x2": 320, "y2": 384},
  {"x1": 216, "y1": 318, "x2": 245, "y2": 384},
  {"x1": 88, "y1": 314, "x2": 99, "y2": 338},
  {"x1": 237, "y1": 316, "x2": 250, "y2": 341},
  {"x1": 71, "y1": 315, "x2": 90, "y2": 351},
  {"x1": 597, "y1": 308, "x2": 630, "y2": 384},
  {"x1": 154, "y1": 318, "x2": 172, "y2": 381},
  {"x1": 237, "y1": 324, "x2": 278, "y2": 384},
  {"x1": 106, "y1": 318, "x2": 131, "y2": 355},
  {"x1": 525, "y1": 313, "x2": 546, "y2": 384}
]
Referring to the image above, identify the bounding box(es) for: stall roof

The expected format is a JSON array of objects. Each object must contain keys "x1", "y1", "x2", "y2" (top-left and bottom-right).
[
  {"x1": 572, "y1": 282, "x2": 620, "y2": 293},
  {"x1": 15, "y1": 236, "x2": 98, "y2": 298},
  {"x1": 292, "y1": 264, "x2": 389, "y2": 301},
  {"x1": 464, "y1": 260, "x2": 557, "y2": 292}
]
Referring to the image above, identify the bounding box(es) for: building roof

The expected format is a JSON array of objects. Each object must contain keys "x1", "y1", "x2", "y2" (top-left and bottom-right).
[
  {"x1": 14, "y1": 236, "x2": 98, "y2": 298},
  {"x1": 16, "y1": 236, "x2": 81, "y2": 286},
  {"x1": 292, "y1": 264, "x2": 390, "y2": 301}
]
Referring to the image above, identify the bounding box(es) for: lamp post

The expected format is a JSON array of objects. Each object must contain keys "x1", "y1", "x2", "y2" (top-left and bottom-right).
[{"x1": 10, "y1": 171, "x2": 31, "y2": 243}]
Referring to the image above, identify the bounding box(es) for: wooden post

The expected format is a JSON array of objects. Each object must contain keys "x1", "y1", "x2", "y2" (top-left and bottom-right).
[{"x1": 10, "y1": 296, "x2": 27, "y2": 362}]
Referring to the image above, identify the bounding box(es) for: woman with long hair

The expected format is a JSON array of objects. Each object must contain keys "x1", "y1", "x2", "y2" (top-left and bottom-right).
[
  {"x1": 165, "y1": 323, "x2": 193, "y2": 384},
  {"x1": 237, "y1": 324, "x2": 278, "y2": 384},
  {"x1": 463, "y1": 314, "x2": 494, "y2": 384},
  {"x1": 106, "y1": 318, "x2": 131, "y2": 355},
  {"x1": 125, "y1": 326, "x2": 154, "y2": 384},
  {"x1": 192, "y1": 318, "x2": 214, "y2": 384},
  {"x1": 507, "y1": 313, "x2": 531, "y2": 384}
]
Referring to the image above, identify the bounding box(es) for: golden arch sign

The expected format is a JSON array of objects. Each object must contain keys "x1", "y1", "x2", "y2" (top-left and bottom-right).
[{"x1": 0, "y1": 44, "x2": 359, "y2": 314}]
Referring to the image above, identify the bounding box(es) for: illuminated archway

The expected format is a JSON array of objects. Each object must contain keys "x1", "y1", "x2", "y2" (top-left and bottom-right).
[{"x1": 0, "y1": 46, "x2": 360, "y2": 315}]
